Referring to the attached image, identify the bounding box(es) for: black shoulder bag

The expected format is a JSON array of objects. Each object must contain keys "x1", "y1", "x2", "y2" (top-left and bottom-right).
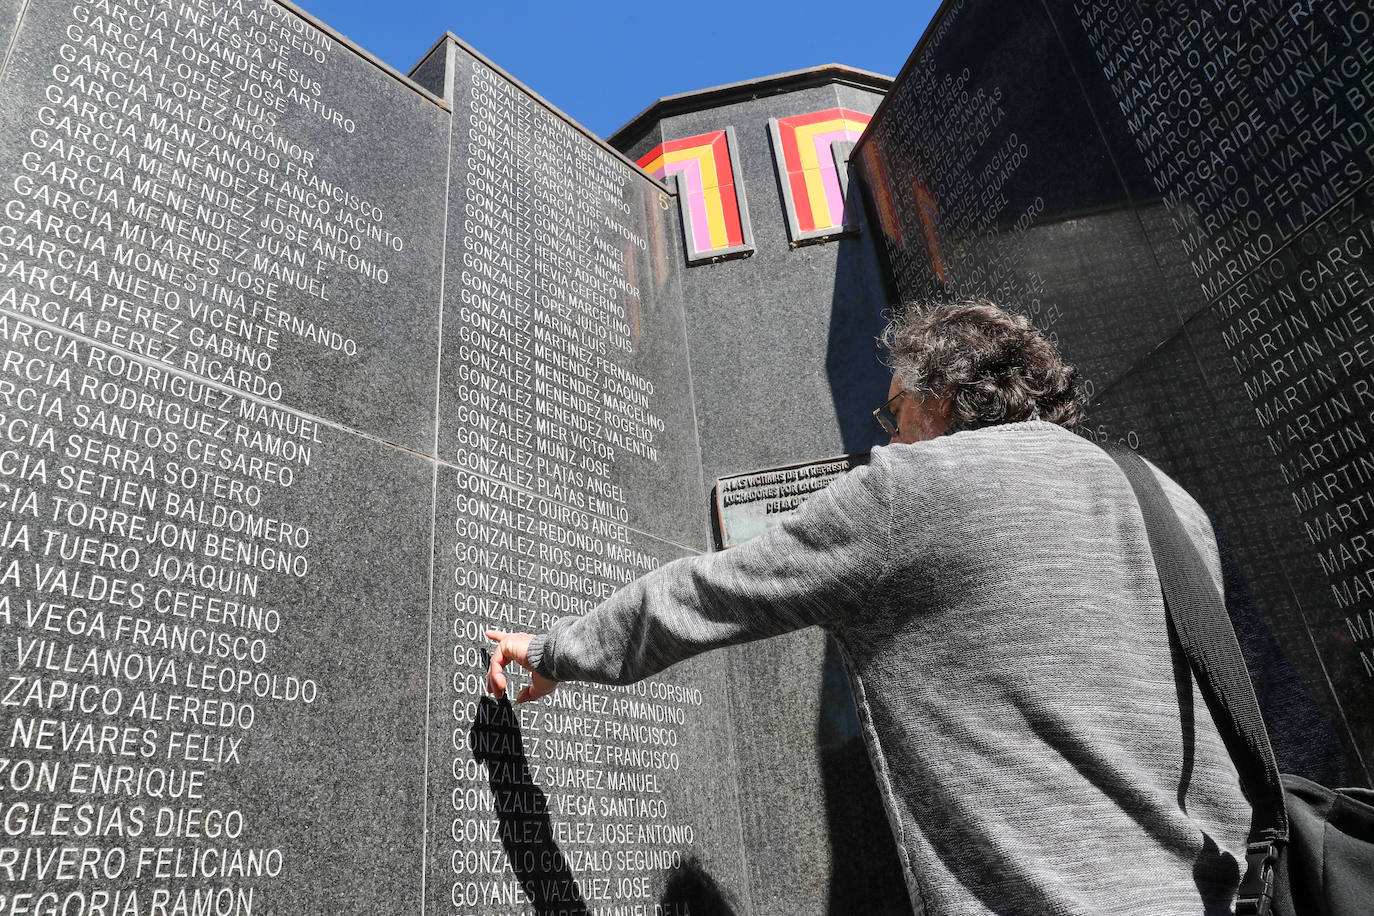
[{"x1": 1107, "y1": 445, "x2": 1374, "y2": 916}]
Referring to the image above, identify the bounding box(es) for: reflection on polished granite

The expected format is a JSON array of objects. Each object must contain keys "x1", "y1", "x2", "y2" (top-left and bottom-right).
[{"x1": 855, "y1": 0, "x2": 1374, "y2": 781}]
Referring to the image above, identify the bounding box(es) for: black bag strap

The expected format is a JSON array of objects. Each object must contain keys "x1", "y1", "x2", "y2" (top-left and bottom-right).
[{"x1": 1104, "y1": 445, "x2": 1287, "y2": 915}]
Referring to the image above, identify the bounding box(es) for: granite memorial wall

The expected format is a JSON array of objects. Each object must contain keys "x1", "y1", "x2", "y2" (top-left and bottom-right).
[
  {"x1": 12, "y1": 0, "x2": 1364, "y2": 911},
  {"x1": 853, "y1": 0, "x2": 1374, "y2": 782},
  {"x1": 0, "y1": 1, "x2": 752, "y2": 913},
  {"x1": 419, "y1": 32, "x2": 749, "y2": 916}
]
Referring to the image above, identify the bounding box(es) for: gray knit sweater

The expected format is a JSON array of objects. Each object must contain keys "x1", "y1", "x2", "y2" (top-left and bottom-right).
[{"x1": 530, "y1": 420, "x2": 1252, "y2": 915}]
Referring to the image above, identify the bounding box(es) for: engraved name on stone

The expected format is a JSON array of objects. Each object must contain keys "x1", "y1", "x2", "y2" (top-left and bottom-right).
[
  {"x1": 1, "y1": 0, "x2": 412, "y2": 412},
  {"x1": 0, "y1": 315, "x2": 327, "y2": 914},
  {"x1": 438, "y1": 56, "x2": 699, "y2": 911},
  {"x1": 858, "y1": 0, "x2": 1066, "y2": 346},
  {"x1": 1072, "y1": 0, "x2": 1374, "y2": 297},
  {"x1": 0, "y1": 1, "x2": 418, "y2": 912}
]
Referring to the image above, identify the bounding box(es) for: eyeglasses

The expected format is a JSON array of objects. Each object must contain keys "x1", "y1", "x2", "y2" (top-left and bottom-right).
[{"x1": 873, "y1": 390, "x2": 909, "y2": 437}]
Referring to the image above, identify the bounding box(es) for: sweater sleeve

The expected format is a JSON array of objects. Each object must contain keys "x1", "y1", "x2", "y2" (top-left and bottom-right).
[{"x1": 527, "y1": 450, "x2": 893, "y2": 685}]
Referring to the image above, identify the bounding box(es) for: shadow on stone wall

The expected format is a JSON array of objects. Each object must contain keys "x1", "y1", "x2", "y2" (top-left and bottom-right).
[
  {"x1": 470, "y1": 696, "x2": 589, "y2": 915},
  {"x1": 825, "y1": 232, "x2": 891, "y2": 457},
  {"x1": 818, "y1": 638, "x2": 912, "y2": 914},
  {"x1": 659, "y1": 856, "x2": 740, "y2": 915}
]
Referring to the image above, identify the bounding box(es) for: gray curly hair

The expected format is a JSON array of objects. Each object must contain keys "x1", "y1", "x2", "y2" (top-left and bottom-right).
[{"x1": 879, "y1": 298, "x2": 1088, "y2": 432}]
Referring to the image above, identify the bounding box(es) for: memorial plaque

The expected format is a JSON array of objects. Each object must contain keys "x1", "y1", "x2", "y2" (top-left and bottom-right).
[
  {"x1": 0, "y1": 315, "x2": 434, "y2": 912},
  {"x1": 854, "y1": 0, "x2": 1374, "y2": 779},
  {"x1": 715, "y1": 453, "x2": 868, "y2": 548},
  {"x1": 1, "y1": 3, "x2": 757, "y2": 914},
  {"x1": 425, "y1": 36, "x2": 749, "y2": 915},
  {"x1": 0, "y1": 0, "x2": 449, "y2": 452},
  {"x1": 431, "y1": 466, "x2": 745, "y2": 915},
  {"x1": 437, "y1": 46, "x2": 703, "y2": 549}
]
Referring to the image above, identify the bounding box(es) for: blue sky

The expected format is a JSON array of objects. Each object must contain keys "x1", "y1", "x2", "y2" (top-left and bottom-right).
[{"x1": 294, "y1": 0, "x2": 942, "y2": 139}]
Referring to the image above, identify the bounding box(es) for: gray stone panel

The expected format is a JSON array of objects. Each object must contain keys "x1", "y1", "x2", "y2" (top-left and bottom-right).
[
  {"x1": 659, "y1": 84, "x2": 892, "y2": 484},
  {"x1": 0, "y1": 0, "x2": 448, "y2": 452},
  {"x1": 834, "y1": 84, "x2": 886, "y2": 113},
  {"x1": 437, "y1": 45, "x2": 705, "y2": 551},
  {"x1": 409, "y1": 37, "x2": 451, "y2": 102},
  {"x1": 428, "y1": 464, "x2": 747, "y2": 914},
  {"x1": 0, "y1": 0, "x2": 24, "y2": 64},
  {"x1": 419, "y1": 35, "x2": 763, "y2": 916},
  {"x1": 0, "y1": 314, "x2": 433, "y2": 913}
]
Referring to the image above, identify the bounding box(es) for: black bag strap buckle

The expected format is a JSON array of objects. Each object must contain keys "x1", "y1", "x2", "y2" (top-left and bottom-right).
[{"x1": 1236, "y1": 842, "x2": 1279, "y2": 916}]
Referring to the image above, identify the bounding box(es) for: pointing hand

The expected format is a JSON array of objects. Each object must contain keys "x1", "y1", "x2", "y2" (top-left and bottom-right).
[{"x1": 484, "y1": 630, "x2": 559, "y2": 703}]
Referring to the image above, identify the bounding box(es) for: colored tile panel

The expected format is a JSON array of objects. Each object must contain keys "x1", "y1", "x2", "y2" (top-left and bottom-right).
[
  {"x1": 772, "y1": 108, "x2": 873, "y2": 236},
  {"x1": 638, "y1": 130, "x2": 748, "y2": 256}
]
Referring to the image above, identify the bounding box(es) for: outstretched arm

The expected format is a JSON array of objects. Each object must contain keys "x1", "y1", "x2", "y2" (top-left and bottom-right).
[{"x1": 486, "y1": 451, "x2": 893, "y2": 700}]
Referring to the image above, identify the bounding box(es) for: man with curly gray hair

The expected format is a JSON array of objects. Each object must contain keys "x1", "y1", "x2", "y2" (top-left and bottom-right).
[
  {"x1": 877, "y1": 298, "x2": 1088, "y2": 437},
  {"x1": 487, "y1": 299, "x2": 1257, "y2": 915}
]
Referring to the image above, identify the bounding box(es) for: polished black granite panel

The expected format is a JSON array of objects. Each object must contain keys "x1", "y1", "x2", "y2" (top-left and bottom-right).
[
  {"x1": 855, "y1": 0, "x2": 1374, "y2": 779},
  {"x1": 1053, "y1": 0, "x2": 1374, "y2": 302},
  {"x1": 1055, "y1": 0, "x2": 1374, "y2": 775},
  {"x1": 0, "y1": 0, "x2": 448, "y2": 452},
  {"x1": 0, "y1": 314, "x2": 433, "y2": 912},
  {"x1": 1087, "y1": 314, "x2": 1354, "y2": 759},
  {"x1": 1197, "y1": 195, "x2": 1374, "y2": 764},
  {"x1": 853, "y1": 1, "x2": 1185, "y2": 393}
]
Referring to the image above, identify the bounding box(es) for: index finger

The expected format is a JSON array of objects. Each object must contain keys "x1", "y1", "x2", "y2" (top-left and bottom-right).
[{"x1": 486, "y1": 634, "x2": 508, "y2": 697}]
